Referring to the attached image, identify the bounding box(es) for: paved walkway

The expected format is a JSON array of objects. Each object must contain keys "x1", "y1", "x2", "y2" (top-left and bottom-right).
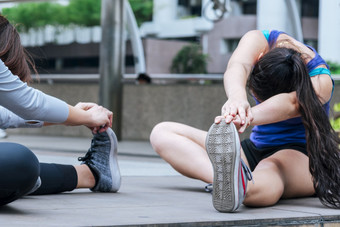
[{"x1": 0, "y1": 133, "x2": 339, "y2": 226}]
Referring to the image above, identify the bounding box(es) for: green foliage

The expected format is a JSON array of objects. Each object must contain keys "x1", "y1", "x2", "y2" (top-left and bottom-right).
[
  {"x1": 2, "y1": 2, "x2": 66, "y2": 32},
  {"x1": 327, "y1": 61, "x2": 340, "y2": 75},
  {"x1": 1, "y1": 0, "x2": 153, "y2": 31},
  {"x1": 331, "y1": 118, "x2": 340, "y2": 131},
  {"x1": 329, "y1": 64, "x2": 340, "y2": 131},
  {"x1": 334, "y1": 103, "x2": 340, "y2": 112},
  {"x1": 129, "y1": 0, "x2": 153, "y2": 26},
  {"x1": 171, "y1": 43, "x2": 208, "y2": 74},
  {"x1": 67, "y1": 0, "x2": 101, "y2": 27},
  {"x1": 331, "y1": 103, "x2": 340, "y2": 131}
]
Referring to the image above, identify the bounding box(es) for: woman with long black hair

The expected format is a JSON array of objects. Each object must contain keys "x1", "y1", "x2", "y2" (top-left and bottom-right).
[{"x1": 150, "y1": 29, "x2": 340, "y2": 212}]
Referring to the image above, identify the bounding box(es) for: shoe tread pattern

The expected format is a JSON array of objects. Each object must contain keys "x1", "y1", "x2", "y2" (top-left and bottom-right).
[{"x1": 206, "y1": 121, "x2": 237, "y2": 212}]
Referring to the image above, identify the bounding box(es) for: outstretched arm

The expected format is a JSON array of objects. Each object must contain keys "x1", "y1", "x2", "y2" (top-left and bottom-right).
[
  {"x1": 217, "y1": 30, "x2": 268, "y2": 130},
  {"x1": 0, "y1": 60, "x2": 112, "y2": 132},
  {"x1": 250, "y1": 92, "x2": 299, "y2": 126},
  {"x1": 224, "y1": 30, "x2": 267, "y2": 103},
  {"x1": 0, "y1": 102, "x2": 112, "y2": 134}
]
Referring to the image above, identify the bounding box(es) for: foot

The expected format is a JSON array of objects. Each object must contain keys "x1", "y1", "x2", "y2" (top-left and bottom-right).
[
  {"x1": 206, "y1": 121, "x2": 253, "y2": 212},
  {"x1": 78, "y1": 128, "x2": 121, "y2": 192}
]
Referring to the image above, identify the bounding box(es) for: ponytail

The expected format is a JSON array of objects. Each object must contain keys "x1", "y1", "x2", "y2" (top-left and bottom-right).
[{"x1": 293, "y1": 54, "x2": 340, "y2": 208}]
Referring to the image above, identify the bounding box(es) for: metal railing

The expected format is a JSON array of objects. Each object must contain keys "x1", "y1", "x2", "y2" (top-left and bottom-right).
[
  {"x1": 34, "y1": 73, "x2": 225, "y2": 84},
  {"x1": 34, "y1": 73, "x2": 340, "y2": 83}
]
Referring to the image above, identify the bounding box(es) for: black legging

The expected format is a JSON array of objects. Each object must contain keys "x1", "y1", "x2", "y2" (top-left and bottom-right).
[{"x1": 0, "y1": 142, "x2": 78, "y2": 206}]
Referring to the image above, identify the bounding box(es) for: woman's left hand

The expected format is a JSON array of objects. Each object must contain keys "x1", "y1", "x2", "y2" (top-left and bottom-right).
[{"x1": 74, "y1": 102, "x2": 113, "y2": 133}]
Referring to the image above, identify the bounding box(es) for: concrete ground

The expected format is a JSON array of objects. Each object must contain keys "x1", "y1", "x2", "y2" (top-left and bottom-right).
[{"x1": 0, "y1": 133, "x2": 339, "y2": 226}]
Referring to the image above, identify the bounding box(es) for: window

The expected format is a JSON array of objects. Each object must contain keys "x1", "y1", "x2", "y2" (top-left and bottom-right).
[
  {"x1": 177, "y1": 0, "x2": 202, "y2": 18},
  {"x1": 241, "y1": 0, "x2": 257, "y2": 15},
  {"x1": 301, "y1": 0, "x2": 319, "y2": 17},
  {"x1": 221, "y1": 38, "x2": 240, "y2": 54}
]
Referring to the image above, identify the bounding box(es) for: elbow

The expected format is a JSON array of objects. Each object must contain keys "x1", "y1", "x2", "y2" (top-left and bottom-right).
[{"x1": 289, "y1": 94, "x2": 301, "y2": 118}]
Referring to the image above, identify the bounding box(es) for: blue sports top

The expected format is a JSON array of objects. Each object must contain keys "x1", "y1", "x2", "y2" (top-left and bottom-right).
[{"x1": 250, "y1": 30, "x2": 333, "y2": 148}]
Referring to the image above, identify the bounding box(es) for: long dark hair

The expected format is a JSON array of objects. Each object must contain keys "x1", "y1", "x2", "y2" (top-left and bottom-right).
[
  {"x1": 248, "y1": 47, "x2": 340, "y2": 208},
  {"x1": 0, "y1": 15, "x2": 36, "y2": 83}
]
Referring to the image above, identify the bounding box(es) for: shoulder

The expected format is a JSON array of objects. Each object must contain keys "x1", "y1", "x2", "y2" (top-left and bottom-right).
[
  {"x1": 242, "y1": 30, "x2": 268, "y2": 40},
  {"x1": 310, "y1": 71, "x2": 333, "y2": 104},
  {"x1": 229, "y1": 30, "x2": 269, "y2": 67},
  {"x1": 238, "y1": 30, "x2": 269, "y2": 51}
]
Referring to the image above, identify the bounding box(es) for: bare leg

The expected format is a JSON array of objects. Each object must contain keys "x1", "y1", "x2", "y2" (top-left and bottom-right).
[
  {"x1": 74, "y1": 165, "x2": 96, "y2": 188},
  {"x1": 150, "y1": 122, "x2": 213, "y2": 183},
  {"x1": 151, "y1": 121, "x2": 314, "y2": 207},
  {"x1": 244, "y1": 149, "x2": 314, "y2": 207}
]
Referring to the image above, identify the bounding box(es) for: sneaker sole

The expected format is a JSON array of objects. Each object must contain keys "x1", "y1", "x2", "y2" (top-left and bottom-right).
[
  {"x1": 206, "y1": 121, "x2": 240, "y2": 212},
  {"x1": 107, "y1": 128, "x2": 121, "y2": 192}
]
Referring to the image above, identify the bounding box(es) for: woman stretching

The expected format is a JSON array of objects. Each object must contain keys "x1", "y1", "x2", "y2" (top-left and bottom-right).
[
  {"x1": 0, "y1": 15, "x2": 121, "y2": 206},
  {"x1": 150, "y1": 29, "x2": 340, "y2": 212}
]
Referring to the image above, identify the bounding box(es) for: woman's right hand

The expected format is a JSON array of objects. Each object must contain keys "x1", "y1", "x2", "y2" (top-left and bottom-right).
[
  {"x1": 66, "y1": 103, "x2": 113, "y2": 133},
  {"x1": 221, "y1": 99, "x2": 253, "y2": 123},
  {"x1": 215, "y1": 99, "x2": 253, "y2": 133},
  {"x1": 84, "y1": 105, "x2": 113, "y2": 133}
]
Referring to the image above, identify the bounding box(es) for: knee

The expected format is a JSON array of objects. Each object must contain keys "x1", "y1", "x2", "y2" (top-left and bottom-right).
[
  {"x1": 150, "y1": 121, "x2": 192, "y2": 158},
  {"x1": 0, "y1": 143, "x2": 40, "y2": 193},
  {"x1": 243, "y1": 162, "x2": 284, "y2": 207},
  {"x1": 150, "y1": 122, "x2": 172, "y2": 154}
]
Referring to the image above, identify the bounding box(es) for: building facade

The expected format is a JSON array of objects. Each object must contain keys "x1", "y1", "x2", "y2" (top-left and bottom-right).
[
  {"x1": 11, "y1": 0, "x2": 340, "y2": 74},
  {"x1": 140, "y1": 0, "x2": 339, "y2": 73}
]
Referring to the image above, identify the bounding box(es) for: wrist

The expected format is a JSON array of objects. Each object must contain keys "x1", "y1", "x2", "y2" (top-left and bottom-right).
[
  {"x1": 65, "y1": 105, "x2": 92, "y2": 126},
  {"x1": 226, "y1": 87, "x2": 247, "y2": 100}
]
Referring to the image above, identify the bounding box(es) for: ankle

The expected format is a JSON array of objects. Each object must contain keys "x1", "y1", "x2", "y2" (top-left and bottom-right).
[{"x1": 74, "y1": 164, "x2": 96, "y2": 189}]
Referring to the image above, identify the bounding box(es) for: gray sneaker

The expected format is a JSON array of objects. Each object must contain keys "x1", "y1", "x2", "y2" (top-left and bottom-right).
[
  {"x1": 206, "y1": 121, "x2": 253, "y2": 212},
  {"x1": 78, "y1": 128, "x2": 121, "y2": 192}
]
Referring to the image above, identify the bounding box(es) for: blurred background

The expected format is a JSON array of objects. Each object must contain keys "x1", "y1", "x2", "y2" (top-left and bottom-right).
[{"x1": 0, "y1": 0, "x2": 339, "y2": 141}]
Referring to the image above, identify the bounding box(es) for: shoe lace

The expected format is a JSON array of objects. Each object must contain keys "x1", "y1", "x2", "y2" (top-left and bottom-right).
[
  {"x1": 241, "y1": 159, "x2": 254, "y2": 184},
  {"x1": 78, "y1": 140, "x2": 98, "y2": 165},
  {"x1": 78, "y1": 133, "x2": 107, "y2": 164}
]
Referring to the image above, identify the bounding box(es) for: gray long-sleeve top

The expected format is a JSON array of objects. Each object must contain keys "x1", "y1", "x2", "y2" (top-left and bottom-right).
[{"x1": 0, "y1": 59, "x2": 69, "y2": 129}]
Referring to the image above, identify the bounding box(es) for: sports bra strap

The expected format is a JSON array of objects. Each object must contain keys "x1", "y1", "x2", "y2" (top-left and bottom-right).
[
  {"x1": 309, "y1": 68, "x2": 331, "y2": 77},
  {"x1": 262, "y1": 30, "x2": 270, "y2": 41},
  {"x1": 261, "y1": 30, "x2": 284, "y2": 48}
]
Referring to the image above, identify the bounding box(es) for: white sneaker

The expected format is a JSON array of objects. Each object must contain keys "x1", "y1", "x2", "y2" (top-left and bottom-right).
[{"x1": 0, "y1": 129, "x2": 7, "y2": 139}]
